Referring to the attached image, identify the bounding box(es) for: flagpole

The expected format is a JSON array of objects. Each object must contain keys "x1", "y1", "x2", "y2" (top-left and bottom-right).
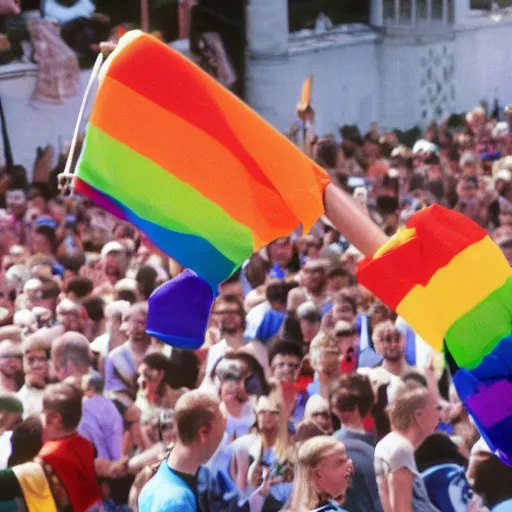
[
  {"x1": 296, "y1": 75, "x2": 314, "y2": 156},
  {"x1": 141, "y1": 0, "x2": 150, "y2": 33}
]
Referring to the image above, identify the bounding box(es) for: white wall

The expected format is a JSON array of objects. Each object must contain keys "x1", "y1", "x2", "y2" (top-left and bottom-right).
[
  {"x1": 377, "y1": 41, "x2": 422, "y2": 131},
  {"x1": 0, "y1": 68, "x2": 93, "y2": 176},
  {"x1": 247, "y1": 37, "x2": 380, "y2": 137},
  {"x1": 454, "y1": 21, "x2": 512, "y2": 113},
  {"x1": 3, "y1": 14, "x2": 512, "y2": 177}
]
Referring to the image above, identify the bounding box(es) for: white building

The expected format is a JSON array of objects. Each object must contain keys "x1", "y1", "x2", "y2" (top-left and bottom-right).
[
  {"x1": 1, "y1": 0, "x2": 512, "y2": 173},
  {"x1": 247, "y1": 0, "x2": 512, "y2": 136}
]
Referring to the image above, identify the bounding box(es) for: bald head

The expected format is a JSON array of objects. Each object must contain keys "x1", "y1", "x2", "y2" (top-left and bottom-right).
[{"x1": 52, "y1": 332, "x2": 91, "y2": 380}]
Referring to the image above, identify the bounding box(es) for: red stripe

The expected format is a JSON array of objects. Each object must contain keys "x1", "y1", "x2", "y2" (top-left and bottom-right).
[
  {"x1": 107, "y1": 34, "x2": 274, "y2": 191},
  {"x1": 356, "y1": 205, "x2": 486, "y2": 309}
]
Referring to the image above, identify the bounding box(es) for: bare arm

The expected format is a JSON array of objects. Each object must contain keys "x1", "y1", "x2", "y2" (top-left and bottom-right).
[
  {"x1": 324, "y1": 183, "x2": 389, "y2": 257},
  {"x1": 389, "y1": 467, "x2": 414, "y2": 512},
  {"x1": 94, "y1": 457, "x2": 128, "y2": 479},
  {"x1": 231, "y1": 445, "x2": 250, "y2": 492}
]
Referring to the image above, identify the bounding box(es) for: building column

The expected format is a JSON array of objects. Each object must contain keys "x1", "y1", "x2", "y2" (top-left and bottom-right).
[
  {"x1": 370, "y1": 0, "x2": 384, "y2": 27},
  {"x1": 453, "y1": 0, "x2": 470, "y2": 25},
  {"x1": 247, "y1": 0, "x2": 289, "y2": 58}
]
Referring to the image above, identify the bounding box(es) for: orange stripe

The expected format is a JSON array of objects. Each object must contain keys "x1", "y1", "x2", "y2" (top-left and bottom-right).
[
  {"x1": 91, "y1": 77, "x2": 301, "y2": 248},
  {"x1": 204, "y1": 80, "x2": 330, "y2": 232}
]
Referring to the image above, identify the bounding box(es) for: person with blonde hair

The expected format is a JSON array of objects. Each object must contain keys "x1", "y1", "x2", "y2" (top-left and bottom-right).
[
  {"x1": 287, "y1": 436, "x2": 354, "y2": 511},
  {"x1": 17, "y1": 334, "x2": 50, "y2": 419},
  {"x1": 374, "y1": 384, "x2": 441, "y2": 511},
  {"x1": 307, "y1": 331, "x2": 341, "y2": 399}
]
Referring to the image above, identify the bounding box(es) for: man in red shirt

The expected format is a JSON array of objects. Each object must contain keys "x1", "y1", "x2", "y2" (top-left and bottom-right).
[{"x1": 39, "y1": 382, "x2": 103, "y2": 512}]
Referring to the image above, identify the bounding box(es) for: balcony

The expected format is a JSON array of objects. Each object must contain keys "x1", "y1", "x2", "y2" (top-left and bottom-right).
[{"x1": 381, "y1": 0, "x2": 455, "y2": 40}]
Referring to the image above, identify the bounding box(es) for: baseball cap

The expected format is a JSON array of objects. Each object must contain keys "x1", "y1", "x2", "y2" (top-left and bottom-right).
[{"x1": 100, "y1": 241, "x2": 124, "y2": 259}]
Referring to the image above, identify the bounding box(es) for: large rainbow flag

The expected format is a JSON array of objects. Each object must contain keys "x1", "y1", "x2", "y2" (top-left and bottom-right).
[
  {"x1": 74, "y1": 31, "x2": 330, "y2": 289},
  {"x1": 357, "y1": 205, "x2": 512, "y2": 464}
]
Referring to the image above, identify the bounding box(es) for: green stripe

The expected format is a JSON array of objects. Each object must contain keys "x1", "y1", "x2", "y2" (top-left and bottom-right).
[
  {"x1": 77, "y1": 124, "x2": 254, "y2": 264},
  {"x1": 445, "y1": 277, "x2": 512, "y2": 369}
]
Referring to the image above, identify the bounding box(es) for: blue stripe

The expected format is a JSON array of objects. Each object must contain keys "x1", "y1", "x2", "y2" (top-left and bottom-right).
[
  {"x1": 450, "y1": 335, "x2": 512, "y2": 466},
  {"x1": 78, "y1": 184, "x2": 239, "y2": 288}
]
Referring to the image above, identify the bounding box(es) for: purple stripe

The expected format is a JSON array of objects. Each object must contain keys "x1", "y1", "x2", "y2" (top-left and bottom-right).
[
  {"x1": 75, "y1": 179, "x2": 129, "y2": 221},
  {"x1": 465, "y1": 380, "x2": 512, "y2": 429}
]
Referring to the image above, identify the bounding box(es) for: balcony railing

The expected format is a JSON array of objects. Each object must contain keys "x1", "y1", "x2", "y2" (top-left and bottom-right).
[{"x1": 382, "y1": 0, "x2": 455, "y2": 39}]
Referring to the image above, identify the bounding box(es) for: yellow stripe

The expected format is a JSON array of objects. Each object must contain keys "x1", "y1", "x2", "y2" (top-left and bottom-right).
[
  {"x1": 373, "y1": 227, "x2": 416, "y2": 259},
  {"x1": 13, "y1": 462, "x2": 58, "y2": 512},
  {"x1": 396, "y1": 236, "x2": 512, "y2": 352}
]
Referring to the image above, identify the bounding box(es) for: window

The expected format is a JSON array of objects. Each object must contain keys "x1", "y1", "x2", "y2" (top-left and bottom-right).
[
  {"x1": 288, "y1": 0, "x2": 371, "y2": 33},
  {"x1": 470, "y1": 0, "x2": 512, "y2": 8},
  {"x1": 383, "y1": 0, "x2": 454, "y2": 25}
]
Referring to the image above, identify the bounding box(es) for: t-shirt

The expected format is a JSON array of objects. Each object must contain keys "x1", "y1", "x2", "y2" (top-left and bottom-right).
[
  {"x1": 138, "y1": 460, "x2": 198, "y2": 512},
  {"x1": 17, "y1": 385, "x2": 44, "y2": 420},
  {"x1": 171, "y1": 468, "x2": 198, "y2": 505},
  {"x1": 78, "y1": 395, "x2": 124, "y2": 461},
  {"x1": 374, "y1": 432, "x2": 440, "y2": 512},
  {"x1": 493, "y1": 499, "x2": 512, "y2": 511},
  {"x1": 333, "y1": 428, "x2": 376, "y2": 447},
  {"x1": 90, "y1": 333, "x2": 109, "y2": 358},
  {"x1": 244, "y1": 301, "x2": 271, "y2": 340},
  {"x1": 39, "y1": 433, "x2": 102, "y2": 512},
  {"x1": 254, "y1": 310, "x2": 286, "y2": 343},
  {"x1": 0, "y1": 432, "x2": 13, "y2": 469},
  {"x1": 342, "y1": 438, "x2": 383, "y2": 512},
  {"x1": 104, "y1": 343, "x2": 137, "y2": 400},
  {"x1": 205, "y1": 403, "x2": 255, "y2": 484}
]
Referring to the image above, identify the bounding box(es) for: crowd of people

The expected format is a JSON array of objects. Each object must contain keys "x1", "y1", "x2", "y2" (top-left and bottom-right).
[{"x1": 1, "y1": 106, "x2": 512, "y2": 512}]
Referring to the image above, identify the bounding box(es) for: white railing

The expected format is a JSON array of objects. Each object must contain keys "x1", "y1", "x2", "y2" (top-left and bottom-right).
[{"x1": 381, "y1": 0, "x2": 454, "y2": 38}]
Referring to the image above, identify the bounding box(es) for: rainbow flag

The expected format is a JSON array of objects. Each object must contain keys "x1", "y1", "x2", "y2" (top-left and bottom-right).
[
  {"x1": 75, "y1": 31, "x2": 329, "y2": 289},
  {"x1": 357, "y1": 205, "x2": 512, "y2": 464}
]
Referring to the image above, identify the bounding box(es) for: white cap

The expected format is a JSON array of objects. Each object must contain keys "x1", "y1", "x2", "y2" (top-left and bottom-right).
[
  {"x1": 412, "y1": 139, "x2": 438, "y2": 154},
  {"x1": 101, "y1": 241, "x2": 124, "y2": 259},
  {"x1": 23, "y1": 278, "x2": 43, "y2": 293},
  {"x1": 494, "y1": 169, "x2": 512, "y2": 182},
  {"x1": 56, "y1": 298, "x2": 81, "y2": 315},
  {"x1": 305, "y1": 395, "x2": 329, "y2": 418},
  {"x1": 493, "y1": 121, "x2": 510, "y2": 138},
  {"x1": 114, "y1": 278, "x2": 138, "y2": 294}
]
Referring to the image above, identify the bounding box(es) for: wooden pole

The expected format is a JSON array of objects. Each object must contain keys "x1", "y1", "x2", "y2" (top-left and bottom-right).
[{"x1": 141, "y1": 0, "x2": 150, "y2": 33}]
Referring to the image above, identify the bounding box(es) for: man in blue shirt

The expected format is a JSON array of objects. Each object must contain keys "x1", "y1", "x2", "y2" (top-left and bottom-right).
[{"x1": 139, "y1": 390, "x2": 227, "y2": 511}]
